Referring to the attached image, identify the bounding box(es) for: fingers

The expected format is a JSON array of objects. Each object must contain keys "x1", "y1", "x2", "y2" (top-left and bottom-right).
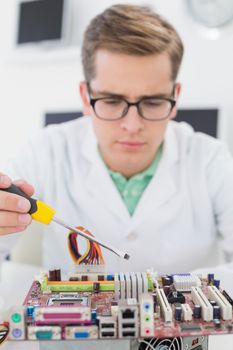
[
  {"x1": 0, "y1": 212, "x2": 32, "y2": 227},
  {"x1": 0, "y1": 173, "x2": 11, "y2": 188},
  {"x1": 0, "y1": 225, "x2": 28, "y2": 236},
  {"x1": 13, "y1": 179, "x2": 35, "y2": 197},
  {"x1": 0, "y1": 173, "x2": 34, "y2": 236},
  {"x1": 0, "y1": 190, "x2": 31, "y2": 213}
]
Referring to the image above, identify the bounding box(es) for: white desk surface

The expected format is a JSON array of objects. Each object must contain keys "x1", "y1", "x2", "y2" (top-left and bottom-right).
[{"x1": 1, "y1": 261, "x2": 233, "y2": 350}]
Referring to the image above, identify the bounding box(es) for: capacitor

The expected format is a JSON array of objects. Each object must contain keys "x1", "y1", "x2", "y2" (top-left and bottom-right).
[
  {"x1": 98, "y1": 275, "x2": 105, "y2": 281},
  {"x1": 193, "y1": 305, "x2": 201, "y2": 319},
  {"x1": 175, "y1": 304, "x2": 182, "y2": 321},
  {"x1": 81, "y1": 275, "x2": 88, "y2": 281},
  {"x1": 210, "y1": 300, "x2": 217, "y2": 307},
  {"x1": 91, "y1": 309, "x2": 97, "y2": 321},
  {"x1": 107, "y1": 274, "x2": 114, "y2": 281},
  {"x1": 162, "y1": 276, "x2": 171, "y2": 286},
  {"x1": 93, "y1": 282, "x2": 100, "y2": 293},
  {"x1": 166, "y1": 275, "x2": 173, "y2": 283},
  {"x1": 213, "y1": 305, "x2": 221, "y2": 319},
  {"x1": 55, "y1": 268, "x2": 61, "y2": 281},
  {"x1": 26, "y1": 306, "x2": 35, "y2": 318},
  {"x1": 208, "y1": 273, "x2": 214, "y2": 285},
  {"x1": 49, "y1": 269, "x2": 56, "y2": 281},
  {"x1": 163, "y1": 285, "x2": 171, "y2": 296},
  {"x1": 214, "y1": 279, "x2": 220, "y2": 289}
]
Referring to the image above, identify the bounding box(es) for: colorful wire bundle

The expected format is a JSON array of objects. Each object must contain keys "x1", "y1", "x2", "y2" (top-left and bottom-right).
[{"x1": 68, "y1": 226, "x2": 105, "y2": 265}]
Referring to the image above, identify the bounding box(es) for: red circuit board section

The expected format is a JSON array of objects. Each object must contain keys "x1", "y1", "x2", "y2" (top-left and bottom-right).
[{"x1": 17, "y1": 270, "x2": 233, "y2": 342}]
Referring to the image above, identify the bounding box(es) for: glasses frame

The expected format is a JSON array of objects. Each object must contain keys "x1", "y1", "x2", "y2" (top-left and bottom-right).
[{"x1": 87, "y1": 84, "x2": 177, "y2": 122}]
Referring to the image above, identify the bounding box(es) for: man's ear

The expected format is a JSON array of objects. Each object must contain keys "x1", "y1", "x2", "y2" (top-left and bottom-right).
[
  {"x1": 79, "y1": 81, "x2": 92, "y2": 116},
  {"x1": 170, "y1": 82, "x2": 181, "y2": 119}
]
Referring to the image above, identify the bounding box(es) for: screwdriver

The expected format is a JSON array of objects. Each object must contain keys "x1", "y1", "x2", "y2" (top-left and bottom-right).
[{"x1": 2, "y1": 184, "x2": 130, "y2": 260}]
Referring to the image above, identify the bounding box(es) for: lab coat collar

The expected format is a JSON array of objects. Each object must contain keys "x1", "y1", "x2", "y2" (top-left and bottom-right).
[
  {"x1": 80, "y1": 118, "x2": 131, "y2": 223},
  {"x1": 128, "y1": 121, "x2": 179, "y2": 230},
  {"x1": 80, "y1": 118, "x2": 179, "y2": 227}
]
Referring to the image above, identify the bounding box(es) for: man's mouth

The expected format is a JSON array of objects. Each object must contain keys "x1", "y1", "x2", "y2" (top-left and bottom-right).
[{"x1": 116, "y1": 140, "x2": 146, "y2": 150}]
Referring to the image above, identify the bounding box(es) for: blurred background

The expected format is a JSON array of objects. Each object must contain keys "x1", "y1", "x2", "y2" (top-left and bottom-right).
[{"x1": 0, "y1": 0, "x2": 233, "y2": 166}]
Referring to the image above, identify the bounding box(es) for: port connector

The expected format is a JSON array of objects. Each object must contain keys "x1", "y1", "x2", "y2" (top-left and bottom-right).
[
  {"x1": 36, "y1": 331, "x2": 53, "y2": 340},
  {"x1": 122, "y1": 331, "x2": 135, "y2": 337},
  {"x1": 143, "y1": 303, "x2": 151, "y2": 311},
  {"x1": 74, "y1": 332, "x2": 89, "y2": 339},
  {"x1": 101, "y1": 331, "x2": 115, "y2": 337},
  {"x1": 122, "y1": 323, "x2": 135, "y2": 328},
  {"x1": 101, "y1": 323, "x2": 115, "y2": 328},
  {"x1": 122, "y1": 309, "x2": 135, "y2": 319}
]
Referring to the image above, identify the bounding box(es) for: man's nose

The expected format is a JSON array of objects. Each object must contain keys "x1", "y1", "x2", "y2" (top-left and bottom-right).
[{"x1": 120, "y1": 105, "x2": 144, "y2": 132}]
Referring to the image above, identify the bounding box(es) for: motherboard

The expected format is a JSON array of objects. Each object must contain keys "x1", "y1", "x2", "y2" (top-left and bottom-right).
[{"x1": 2, "y1": 267, "x2": 233, "y2": 349}]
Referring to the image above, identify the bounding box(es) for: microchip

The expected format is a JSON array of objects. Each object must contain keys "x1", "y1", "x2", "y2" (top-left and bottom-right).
[{"x1": 181, "y1": 324, "x2": 202, "y2": 332}]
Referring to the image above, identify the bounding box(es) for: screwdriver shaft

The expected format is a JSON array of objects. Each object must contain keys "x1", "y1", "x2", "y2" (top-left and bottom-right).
[{"x1": 52, "y1": 216, "x2": 130, "y2": 260}]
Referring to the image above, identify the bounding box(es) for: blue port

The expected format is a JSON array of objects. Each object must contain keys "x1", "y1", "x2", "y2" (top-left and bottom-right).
[
  {"x1": 144, "y1": 302, "x2": 150, "y2": 311},
  {"x1": 74, "y1": 332, "x2": 89, "y2": 339},
  {"x1": 36, "y1": 331, "x2": 53, "y2": 340}
]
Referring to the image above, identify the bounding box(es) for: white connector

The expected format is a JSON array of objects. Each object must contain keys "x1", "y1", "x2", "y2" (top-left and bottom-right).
[
  {"x1": 114, "y1": 273, "x2": 120, "y2": 299},
  {"x1": 191, "y1": 287, "x2": 213, "y2": 321},
  {"x1": 120, "y1": 272, "x2": 126, "y2": 300},
  {"x1": 141, "y1": 272, "x2": 149, "y2": 293},
  {"x1": 136, "y1": 272, "x2": 143, "y2": 299},
  {"x1": 130, "y1": 273, "x2": 137, "y2": 299},
  {"x1": 74, "y1": 264, "x2": 106, "y2": 273},
  {"x1": 139, "y1": 293, "x2": 154, "y2": 337},
  {"x1": 208, "y1": 286, "x2": 232, "y2": 321},
  {"x1": 181, "y1": 303, "x2": 193, "y2": 321},
  {"x1": 125, "y1": 272, "x2": 132, "y2": 299},
  {"x1": 156, "y1": 288, "x2": 172, "y2": 323},
  {"x1": 68, "y1": 264, "x2": 106, "y2": 281}
]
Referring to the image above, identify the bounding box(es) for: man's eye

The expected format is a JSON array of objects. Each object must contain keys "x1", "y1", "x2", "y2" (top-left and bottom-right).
[
  {"x1": 103, "y1": 99, "x2": 122, "y2": 105},
  {"x1": 143, "y1": 99, "x2": 163, "y2": 107}
]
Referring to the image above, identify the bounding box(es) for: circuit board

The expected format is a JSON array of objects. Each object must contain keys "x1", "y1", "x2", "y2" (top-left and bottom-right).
[{"x1": 3, "y1": 267, "x2": 233, "y2": 349}]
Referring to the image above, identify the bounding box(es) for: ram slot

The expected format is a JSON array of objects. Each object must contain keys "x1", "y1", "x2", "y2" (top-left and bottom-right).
[
  {"x1": 208, "y1": 286, "x2": 232, "y2": 321},
  {"x1": 156, "y1": 288, "x2": 172, "y2": 323},
  {"x1": 191, "y1": 287, "x2": 213, "y2": 321}
]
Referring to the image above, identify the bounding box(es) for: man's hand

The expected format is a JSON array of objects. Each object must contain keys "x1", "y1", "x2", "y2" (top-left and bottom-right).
[{"x1": 0, "y1": 173, "x2": 33, "y2": 235}]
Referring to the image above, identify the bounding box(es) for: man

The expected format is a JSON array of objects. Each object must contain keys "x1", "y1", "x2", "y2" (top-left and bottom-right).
[{"x1": 1, "y1": 4, "x2": 233, "y2": 274}]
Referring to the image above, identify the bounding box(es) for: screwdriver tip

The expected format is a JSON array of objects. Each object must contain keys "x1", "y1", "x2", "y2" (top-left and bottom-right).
[{"x1": 124, "y1": 253, "x2": 130, "y2": 260}]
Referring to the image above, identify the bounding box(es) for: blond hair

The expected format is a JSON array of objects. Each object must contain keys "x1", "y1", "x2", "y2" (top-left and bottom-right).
[{"x1": 82, "y1": 4, "x2": 184, "y2": 82}]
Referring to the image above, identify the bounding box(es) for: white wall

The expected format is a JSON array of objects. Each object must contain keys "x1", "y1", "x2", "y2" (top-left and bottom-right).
[{"x1": 0, "y1": 0, "x2": 233, "y2": 166}]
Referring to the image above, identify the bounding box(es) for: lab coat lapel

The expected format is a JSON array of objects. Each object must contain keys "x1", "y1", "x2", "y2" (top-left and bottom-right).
[
  {"x1": 128, "y1": 122, "x2": 179, "y2": 229},
  {"x1": 80, "y1": 122, "x2": 131, "y2": 223}
]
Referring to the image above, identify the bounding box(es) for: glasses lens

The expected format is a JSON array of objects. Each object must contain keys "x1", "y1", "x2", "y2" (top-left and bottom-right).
[
  {"x1": 140, "y1": 98, "x2": 172, "y2": 120},
  {"x1": 94, "y1": 98, "x2": 127, "y2": 120}
]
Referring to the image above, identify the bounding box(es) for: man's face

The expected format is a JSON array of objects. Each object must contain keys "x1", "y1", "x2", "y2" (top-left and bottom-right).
[{"x1": 80, "y1": 50, "x2": 180, "y2": 177}]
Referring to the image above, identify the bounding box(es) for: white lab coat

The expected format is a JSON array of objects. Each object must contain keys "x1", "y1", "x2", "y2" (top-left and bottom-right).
[{"x1": 2, "y1": 117, "x2": 233, "y2": 275}]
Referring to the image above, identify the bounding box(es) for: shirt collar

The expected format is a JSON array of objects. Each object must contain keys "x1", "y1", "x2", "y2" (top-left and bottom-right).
[{"x1": 105, "y1": 144, "x2": 163, "y2": 182}]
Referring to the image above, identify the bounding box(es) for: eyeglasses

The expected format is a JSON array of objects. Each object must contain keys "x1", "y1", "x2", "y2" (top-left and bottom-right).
[{"x1": 89, "y1": 94, "x2": 176, "y2": 121}]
